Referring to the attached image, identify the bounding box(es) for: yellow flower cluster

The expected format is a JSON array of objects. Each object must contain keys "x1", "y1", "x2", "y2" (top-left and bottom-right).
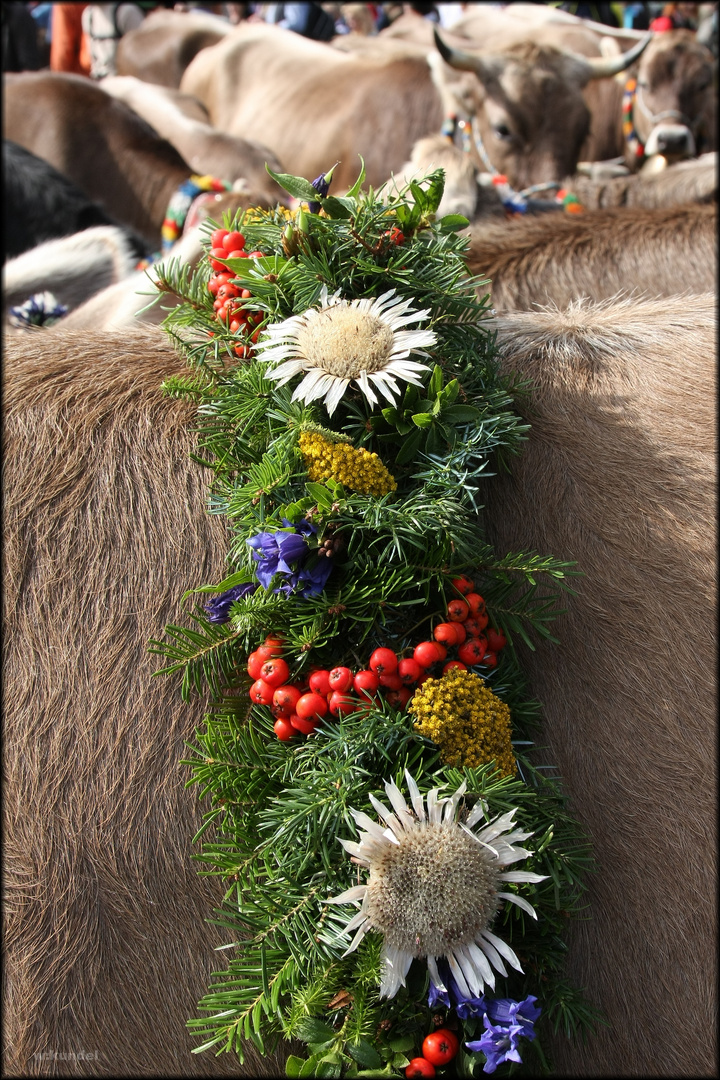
[
  {"x1": 408, "y1": 667, "x2": 517, "y2": 776},
  {"x1": 299, "y1": 432, "x2": 397, "y2": 497}
]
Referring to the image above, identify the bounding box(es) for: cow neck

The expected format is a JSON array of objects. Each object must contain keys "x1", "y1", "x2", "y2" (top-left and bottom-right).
[
  {"x1": 161, "y1": 175, "x2": 232, "y2": 255},
  {"x1": 622, "y1": 78, "x2": 646, "y2": 163}
]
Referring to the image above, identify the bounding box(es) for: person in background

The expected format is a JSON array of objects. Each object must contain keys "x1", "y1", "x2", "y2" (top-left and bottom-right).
[
  {"x1": 650, "y1": 2, "x2": 700, "y2": 29},
  {"x1": 81, "y1": 2, "x2": 146, "y2": 78},
  {"x1": 50, "y1": 2, "x2": 91, "y2": 74},
  {"x1": 259, "y1": 3, "x2": 336, "y2": 39},
  {"x1": 2, "y1": 1, "x2": 43, "y2": 70},
  {"x1": 28, "y1": 2, "x2": 52, "y2": 65},
  {"x1": 337, "y1": 2, "x2": 377, "y2": 34}
]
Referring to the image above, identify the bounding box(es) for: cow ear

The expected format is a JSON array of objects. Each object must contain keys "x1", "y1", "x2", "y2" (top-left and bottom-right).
[{"x1": 433, "y1": 29, "x2": 504, "y2": 85}]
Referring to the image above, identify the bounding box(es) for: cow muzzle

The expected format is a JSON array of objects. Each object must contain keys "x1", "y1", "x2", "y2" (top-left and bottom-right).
[{"x1": 643, "y1": 123, "x2": 696, "y2": 160}]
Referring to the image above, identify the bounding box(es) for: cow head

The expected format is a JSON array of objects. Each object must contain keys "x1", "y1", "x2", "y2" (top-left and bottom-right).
[
  {"x1": 433, "y1": 30, "x2": 651, "y2": 191},
  {"x1": 629, "y1": 29, "x2": 717, "y2": 165}
]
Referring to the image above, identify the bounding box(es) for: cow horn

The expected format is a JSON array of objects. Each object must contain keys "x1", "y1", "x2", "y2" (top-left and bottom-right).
[
  {"x1": 579, "y1": 31, "x2": 653, "y2": 80},
  {"x1": 433, "y1": 29, "x2": 504, "y2": 81}
]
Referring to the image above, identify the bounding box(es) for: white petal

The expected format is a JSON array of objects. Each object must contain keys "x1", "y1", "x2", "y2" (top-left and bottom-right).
[
  {"x1": 443, "y1": 780, "x2": 467, "y2": 824},
  {"x1": 497, "y1": 891, "x2": 539, "y2": 919},
  {"x1": 323, "y1": 376, "x2": 350, "y2": 416},
  {"x1": 384, "y1": 779, "x2": 415, "y2": 831},
  {"x1": 369, "y1": 372, "x2": 400, "y2": 405},
  {"x1": 479, "y1": 929, "x2": 524, "y2": 972},
  {"x1": 262, "y1": 358, "x2": 307, "y2": 383},
  {"x1": 460, "y1": 821, "x2": 500, "y2": 858},
  {"x1": 468, "y1": 937, "x2": 506, "y2": 979},
  {"x1": 426, "y1": 788, "x2": 443, "y2": 824},
  {"x1": 492, "y1": 843, "x2": 533, "y2": 866},
  {"x1": 302, "y1": 372, "x2": 338, "y2": 404},
  {"x1": 427, "y1": 954, "x2": 445, "y2": 991},
  {"x1": 342, "y1": 910, "x2": 370, "y2": 934},
  {"x1": 465, "y1": 798, "x2": 489, "y2": 829},
  {"x1": 355, "y1": 369, "x2": 379, "y2": 406},
  {"x1": 453, "y1": 945, "x2": 485, "y2": 996},
  {"x1": 498, "y1": 871, "x2": 548, "y2": 883},
  {"x1": 462, "y1": 942, "x2": 496, "y2": 992},
  {"x1": 338, "y1": 838, "x2": 364, "y2": 858},
  {"x1": 380, "y1": 944, "x2": 413, "y2": 999},
  {"x1": 351, "y1": 810, "x2": 391, "y2": 842},
  {"x1": 291, "y1": 367, "x2": 327, "y2": 402},
  {"x1": 476, "y1": 809, "x2": 519, "y2": 845},
  {"x1": 327, "y1": 884, "x2": 368, "y2": 905},
  {"x1": 446, "y1": 952, "x2": 472, "y2": 998},
  {"x1": 341, "y1": 921, "x2": 370, "y2": 957},
  {"x1": 368, "y1": 793, "x2": 404, "y2": 840},
  {"x1": 404, "y1": 770, "x2": 426, "y2": 822}
]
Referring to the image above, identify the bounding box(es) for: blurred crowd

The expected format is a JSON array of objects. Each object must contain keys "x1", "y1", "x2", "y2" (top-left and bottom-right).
[{"x1": 3, "y1": 1, "x2": 718, "y2": 74}]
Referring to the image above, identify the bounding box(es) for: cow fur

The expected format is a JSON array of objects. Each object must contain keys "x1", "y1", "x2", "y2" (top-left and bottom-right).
[
  {"x1": 99, "y1": 76, "x2": 285, "y2": 200},
  {"x1": 466, "y1": 203, "x2": 717, "y2": 311},
  {"x1": 2, "y1": 327, "x2": 289, "y2": 1077},
  {"x1": 3, "y1": 140, "x2": 147, "y2": 262},
  {"x1": 566, "y1": 152, "x2": 717, "y2": 209},
  {"x1": 3, "y1": 72, "x2": 195, "y2": 249},
  {"x1": 3, "y1": 227, "x2": 141, "y2": 315},
  {"x1": 115, "y1": 8, "x2": 234, "y2": 88},
  {"x1": 486, "y1": 294, "x2": 717, "y2": 1076}
]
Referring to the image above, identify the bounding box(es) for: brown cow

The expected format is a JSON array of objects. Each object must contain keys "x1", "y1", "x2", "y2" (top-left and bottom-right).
[
  {"x1": 98, "y1": 75, "x2": 284, "y2": 190},
  {"x1": 116, "y1": 8, "x2": 233, "y2": 88},
  {"x1": 2, "y1": 326, "x2": 290, "y2": 1078},
  {"x1": 486, "y1": 293, "x2": 717, "y2": 1076},
  {"x1": 2, "y1": 72, "x2": 281, "y2": 250},
  {"x1": 178, "y1": 21, "x2": 647, "y2": 193},
  {"x1": 465, "y1": 202, "x2": 717, "y2": 311},
  {"x1": 3, "y1": 294, "x2": 716, "y2": 1076}
]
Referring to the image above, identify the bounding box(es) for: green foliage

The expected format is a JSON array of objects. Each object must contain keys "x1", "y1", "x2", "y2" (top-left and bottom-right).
[{"x1": 150, "y1": 166, "x2": 598, "y2": 1075}]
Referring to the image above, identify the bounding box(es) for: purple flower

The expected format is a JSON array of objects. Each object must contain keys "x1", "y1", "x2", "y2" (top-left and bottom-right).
[
  {"x1": 427, "y1": 959, "x2": 486, "y2": 1019},
  {"x1": 466, "y1": 1017, "x2": 525, "y2": 1073},
  {"x1": 486, "y1": 995, "x2": 541, "y2": 1039},
  {"x1": 308, "y1": 162, "x2": 338, "y2": 213},
  {"x1": 204, "y1": 582, "x2": 257, "y2": 624},
  {"x1": 247, "y1": 520, "x2": 332, "y2": 595}
]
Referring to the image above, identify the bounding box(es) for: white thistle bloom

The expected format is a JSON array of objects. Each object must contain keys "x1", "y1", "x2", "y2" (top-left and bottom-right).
[
  {"x1": 254, "y1": 287, "x2": 436, "y2": 416},
  {"x1": 328, "y1": 770, "x2": 548, "y2": 999}
]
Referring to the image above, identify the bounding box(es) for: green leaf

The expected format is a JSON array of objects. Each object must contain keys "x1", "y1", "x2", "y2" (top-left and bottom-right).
[
  {"x1": 299, "y1": 1055, "x2": 322, "y2": 1078},
  {"x1": 438, "y1": 213, "x2": 470, "y2": 232},
  {"x1": 285, "y1": 1056, "x2": 305, "y2": 1078},
  {"x1": 322, "y1": 197, "x2": 353, "y2": 220},
  {"x1": 394, "y1": 427, "x2": 423, "y2": 465},
  {"x1": 387, "y1": 1035, "x2": 416, "y2": 1053},
  {"x1": 443, "y1": 404, "x2": 482, "y2": 422},
  {"x1": 347, "y1": 1040, "x2": 383, "y2": 1069},
  {"x1": 346, "y1": 157, "x2": 366, "y2": 198},
  {"x1": 295, "y1": 1018, "x2": 336, "y2": 1044},
  {"x1": 411, "y1": 412, "x2": 434, "y2": 428},
  {"x1": 428, "y1": 364, "x2": 444, "y2": 397},
  {"x1": 265, "y1": 165, "x2": 319, "y2": 202}
]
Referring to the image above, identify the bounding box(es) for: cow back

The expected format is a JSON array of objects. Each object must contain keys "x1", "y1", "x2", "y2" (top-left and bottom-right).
[{"x1": 485, "y1": 294, "x2": 717, "y2": 1076}]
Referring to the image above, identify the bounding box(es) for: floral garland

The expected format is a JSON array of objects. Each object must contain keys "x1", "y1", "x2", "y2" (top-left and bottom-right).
[{"x1": 150, "y1": 163, "x2": 600, "y2": 1077}]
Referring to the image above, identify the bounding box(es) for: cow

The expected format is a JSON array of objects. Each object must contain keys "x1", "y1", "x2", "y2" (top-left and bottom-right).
[
  {"x1": 566, "y1": 150, "x2": 717, "y2": 209},
  {"x1": 178, "y1": 20, "x2": 649, "y2": 194},
  {"x1": 99, "y1": 75, "x2": 285, "y2": 195},
  {"x1": 485, "y1": 293, "x2": 717, "y2": 1077},
  {"x1": 2, "y1": 325, "x2": 291, "y2": 1078},
  {"x1": 3, "y1": 188, "x2": 267, "y2": 334},
  {"x1": 437, "y1": 14, "x2": 716, "y2": 171},
  {"x1": 465, "y1": 202, "x2": 717, "y2": 311},
  {"x1": 4, "y1": 226, "x2": 142, "y2": 317},
  {"x1": 115, "y1": 7, "x2": 233, "y2": 88},
  {"x1": 3, "y1": 140, "x2": 148, "y2": 262},
  {"x1": 2, "y1": 72, "x2": 281, "y2": 251},
  {"x1": 3, "y1": 294, "x2": 715, "y2": 1077}
]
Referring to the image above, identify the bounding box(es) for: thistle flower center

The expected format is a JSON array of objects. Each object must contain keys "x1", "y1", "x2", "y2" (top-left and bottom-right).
[
  {"x1": 296, "y1": 306, "x2": 395, "y2": 377},
  {"x1": 366, "y1": 822, "x2": 501, "y2": 957}
]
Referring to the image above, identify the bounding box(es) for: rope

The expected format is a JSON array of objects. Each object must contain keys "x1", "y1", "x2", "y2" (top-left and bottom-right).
[{"x1": 161, "y1": 174, "x2": 231, "y2": 255}]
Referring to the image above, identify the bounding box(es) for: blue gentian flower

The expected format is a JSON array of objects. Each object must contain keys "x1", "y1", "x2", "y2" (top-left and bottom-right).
[
  {"x1": 204, "y1": 583, "x2": 257, "y2": 624},
  {"x1": 486, "y1": 995, "x2": 541, "y2": 1038},
  {"x1": 428, "y1": 959, "x2": 486, "y2": 1018},
  {"x1": 467, "y1": 1017, "x2": 525, "y2": 1073},
  {"x1": 247, "y1": 520, "x2": 332, "y2": 596},
  {"x1": 308, "y1": 162, "x2": 338, "y2": 213}
]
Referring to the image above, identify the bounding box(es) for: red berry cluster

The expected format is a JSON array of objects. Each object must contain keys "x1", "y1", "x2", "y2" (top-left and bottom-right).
[
  {"x1": 382, "y1": 225, "x2": 405, "y2": 245},
  {"x1": 206, "y1": 227, "x2": 266, "y2": 359},
  {"x1": 431, "y1": 575, "x2": 507, "y2": 671}
]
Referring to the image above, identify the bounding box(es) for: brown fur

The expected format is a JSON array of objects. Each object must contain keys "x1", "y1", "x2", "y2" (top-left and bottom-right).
[
  {"x1": 565, "y1": 153, "x2": 717, "y2": 209},
  {"x1": 466, "y1": 203, "x2": 717, "y2": 311},
  {"x1": 116, "y1": 9, "x2": 232, "y2": 89},
  {"x1": 485, "y1": 294, "x2": 717, "y2": 1076},
  {"x1": 2, "y1": 327, "x2": 286, "y2": 1076},
  {"x1": 2, "y1": 73, "x2": 192, "y2": 248}
]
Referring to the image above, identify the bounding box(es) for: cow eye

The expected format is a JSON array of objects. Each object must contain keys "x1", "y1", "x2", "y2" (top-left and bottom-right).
[{"x1": 493, "y1": 123, "x2": 512, "y2": 140}]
